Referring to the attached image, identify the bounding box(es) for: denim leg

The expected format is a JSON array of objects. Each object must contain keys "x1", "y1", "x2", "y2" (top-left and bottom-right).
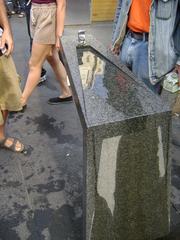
[
  {"x1": 131, "y1": 39, "x2": 161, "y2": 94},
  {"x1": 119, "y1": 35, "x2": 133, "y2": 70},
  {"x1": 12, "y1": 0, "x2": 25, "y2": 11},
  {"x1": 18, "y1": 0, "x2": 26, "y2": 10},
  {"x1": 120, "y1": 34, "x2": 160, "y2": 94},
  {"x1": 11, "y1": 0, "x2": 19, "y2": 11},
  {"x1": 25, "y1": 4, "x2": 33, "y2": 51},
  {"x1": 131, "y1": 40, "x2": 150, "y2": 87}
]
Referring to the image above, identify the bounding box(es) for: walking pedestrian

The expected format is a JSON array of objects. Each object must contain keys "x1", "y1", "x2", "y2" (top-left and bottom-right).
[
  {"x1": 0, "y1": 0, "x2": 25, "y2": 153},
  {"x1": 24, "y1": 0, "x2": 47, "y2": 83},
  {"x1": 21, "y1": 0, "x2": 72, "y2": 107}
]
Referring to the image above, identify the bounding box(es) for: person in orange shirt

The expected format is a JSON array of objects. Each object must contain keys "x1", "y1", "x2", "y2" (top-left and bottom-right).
[{"x1": 112, "y1": 0, "x2": 180, "y2": 95}]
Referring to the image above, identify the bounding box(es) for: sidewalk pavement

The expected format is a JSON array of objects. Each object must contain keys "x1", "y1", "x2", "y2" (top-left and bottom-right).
[{"x1": 0, "y1": 16, "x2": 179, "y2": 240}]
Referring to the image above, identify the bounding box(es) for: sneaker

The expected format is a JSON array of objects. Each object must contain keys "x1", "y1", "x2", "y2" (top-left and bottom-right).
[
  {"x1": 39, "y1": 70, "x2": 47, "y2": 84},
  {"x1": 48, "y1": 96, "x2": 73, "y2": 105},
  {"x1": 18, "y1": 12, "x2": 25, "y2": 18},
  {"x1": 10, "y1": 10, "x2": 16, "y2": 15}
]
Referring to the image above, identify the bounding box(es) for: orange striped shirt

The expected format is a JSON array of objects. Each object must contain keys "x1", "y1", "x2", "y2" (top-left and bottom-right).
[{"x1": 127, "y1": 0, "x2": 151, "y2": 33}]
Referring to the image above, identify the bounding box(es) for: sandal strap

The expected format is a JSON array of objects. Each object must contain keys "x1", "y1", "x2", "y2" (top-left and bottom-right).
[
  {"x1": 0, "y1": 137, "x2": 24, "y2": 153},
  {"x1": 8, "y1": 138, "x2": 19, "y2": 152},
  {"x1": 0, "y1": 138, "x2": 6, "y2": 146}
]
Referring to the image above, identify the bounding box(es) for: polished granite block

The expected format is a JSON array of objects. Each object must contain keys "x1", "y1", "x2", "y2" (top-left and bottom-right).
[{"x1": 61, "y1": 35, "x2": 171, "y2": 240}]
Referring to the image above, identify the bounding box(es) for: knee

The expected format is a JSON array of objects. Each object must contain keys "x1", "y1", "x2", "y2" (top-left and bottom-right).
[
  {"x1": 47, "y1": 55, "x2": 56, "y2": 66},
  {"x1": 28, "y1": 59, "x2": 34, "y2": 70},
  {"x1": 28, "y1": 59, "x2": 39, "y2": 71}
]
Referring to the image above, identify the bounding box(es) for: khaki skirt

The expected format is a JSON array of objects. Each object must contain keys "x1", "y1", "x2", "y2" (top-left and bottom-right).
[
  {"x1": 0, "y1": 55, "x2": 22, "y2": 125},
  {"x1": 30, "y1": 3, "x2": 57, "y2": 45}
]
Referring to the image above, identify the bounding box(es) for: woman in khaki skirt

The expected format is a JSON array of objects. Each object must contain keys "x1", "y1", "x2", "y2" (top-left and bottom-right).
[
  {"x1": 21, "y1": 0, "x2": 72, "y2": 106},
  {"x1": 0, "y1": 55, "x2": 25, "y2": 153},
  {"x1": 0, "y1": 0, "x2": 25, "y2": 153}
]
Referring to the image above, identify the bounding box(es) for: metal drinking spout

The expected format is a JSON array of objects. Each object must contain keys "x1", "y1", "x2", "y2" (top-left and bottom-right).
[{"x1": 78, "y1": 30, "x2": 86, "y2": 45}]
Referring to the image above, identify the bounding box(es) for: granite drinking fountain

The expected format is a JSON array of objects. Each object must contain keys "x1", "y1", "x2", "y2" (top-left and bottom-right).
[{"x1": 61, "y1": 33, "x2": 171, "y2": 240}]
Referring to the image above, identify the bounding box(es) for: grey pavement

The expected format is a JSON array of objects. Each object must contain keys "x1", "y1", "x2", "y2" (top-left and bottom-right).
[{"x1": 0, "y1": 16, "x2": 180, "y2": 240}]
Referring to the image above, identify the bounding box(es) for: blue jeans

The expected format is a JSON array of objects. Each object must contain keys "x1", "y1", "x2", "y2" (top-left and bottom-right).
[
  {"x1": 120, "y1": 32, "x2": 161, "y2": 94},
  {"x1": 10, "y1": 0, "x2": 25, "y2": 11},
  {"x1": 25, "y1": 3, "x2": 33, "y2": 51}
]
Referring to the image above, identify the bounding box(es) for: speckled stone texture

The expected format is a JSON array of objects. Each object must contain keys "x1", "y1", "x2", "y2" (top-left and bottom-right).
[{"x1": 61, "y1": 35, "x2": 171, "y2": 240}]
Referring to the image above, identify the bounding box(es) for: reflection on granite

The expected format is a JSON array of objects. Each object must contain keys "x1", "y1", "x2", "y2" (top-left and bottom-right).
[
  {"x1": 61, "y1": 35, "x2": 171, "y2": 240},
  {"x1": 157, "y1": 223, "x2": 180, "y2": 239},
  {"x1": 77, "y1": 48, "x2": 107, "y2": 94}
]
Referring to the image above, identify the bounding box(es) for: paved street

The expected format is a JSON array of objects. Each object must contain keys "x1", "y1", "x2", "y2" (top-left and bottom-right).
[{"x1": 0, "y1": 16, "x2": 180, "y2": 240}]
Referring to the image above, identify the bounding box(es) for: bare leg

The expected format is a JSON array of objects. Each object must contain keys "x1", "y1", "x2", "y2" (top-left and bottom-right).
[
  {"x1": 0, "y1": 110, "x2": 8, "y2": 140},
  {"x1": 46, "y1": 47, "x2": 71, "y2": 98},
  {"x1": 22, "y1": 43, "x2": 52, "y2": 105}
]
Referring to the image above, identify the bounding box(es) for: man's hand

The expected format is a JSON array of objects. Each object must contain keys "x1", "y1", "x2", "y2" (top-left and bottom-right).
[
  {"x1": 175, "y1": 64, "x2": 180, "y2": 86},
  {"x1": 0, "y1": 29, "x2": 14, "y2": 56},
  {"x1": 110, "y1": 43, "x2": 120, "y2": 55}
]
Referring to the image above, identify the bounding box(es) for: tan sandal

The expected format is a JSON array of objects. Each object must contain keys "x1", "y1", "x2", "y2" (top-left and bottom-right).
[{"x1": 0, "y1": 137, "x2": 26, "y2": 154}]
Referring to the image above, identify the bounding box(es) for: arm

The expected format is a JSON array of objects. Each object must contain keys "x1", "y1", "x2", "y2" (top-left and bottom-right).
[
  {"x1": 56, "y1": 0, "x2": 66, "y2": 49},
  {"x1": 112, "y1": 0, "x2": 122, "y2": 35},
  {"x1": 175, "y1": 63, "x2": 180, "y2": 85},
  {"x1": 111, "y1": 0, "x2": 123, "y2": 55},
  {"x1": 0, "y1": 0, "x2": 13, "y2": 56}
]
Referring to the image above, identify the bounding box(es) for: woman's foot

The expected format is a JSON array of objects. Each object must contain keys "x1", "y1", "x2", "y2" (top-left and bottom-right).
[
  {"x1": 18, "y1": 12, "x2": 25, "y2": 18},
  {"x1": 48, "y1": 96, "x2": 73, "y2": 105},
  {"x1": 0, "y1": 137, "x2": 25, "y2": 153}
]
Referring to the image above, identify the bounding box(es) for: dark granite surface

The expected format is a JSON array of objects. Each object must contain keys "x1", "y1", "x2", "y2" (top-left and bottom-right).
[
  {"x1": 61, "y1": 35, "x2": 170, "y2": 129},
  {"x1": 85, "y1": 115, "x2": 171, "y2": 240},
  {"x1": 61, "y1": 34, "x2": 172, "y2": 240}
]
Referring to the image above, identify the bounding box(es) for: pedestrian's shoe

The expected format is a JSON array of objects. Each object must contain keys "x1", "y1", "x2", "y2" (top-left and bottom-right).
[
  {"x1": 0, "y1": 137, "x2": 27, "y2": 154},
  {"x1": 48, "y1": 96, "x2": 73, "y2": 105},
  {"x1": 38, "y1": 69, "x2": 47, "y2": 84},
  {"x1": 10, "y1": 10, "x2": 16, "y2": 15},
  {"x1": 18, "y1": 12, "x2": 25, "y2": 18}
]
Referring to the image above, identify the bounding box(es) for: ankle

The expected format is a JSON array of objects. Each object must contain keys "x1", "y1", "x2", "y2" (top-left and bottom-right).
[
  {"x1": 60, "y1": 93, "x2": 72, "y2": 98},
  {"x1": 0, "y1": 134, "x2": 5, "y2": 140},
  {"x1": 21, "y1": 96, "x2": 27, "y2": 107},
  {"x1": 64, "y1": 89, "x2": 72, "y2": 97}
]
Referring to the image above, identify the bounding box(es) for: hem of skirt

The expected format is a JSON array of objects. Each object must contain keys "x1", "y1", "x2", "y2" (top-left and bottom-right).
[{"x1": 0, "y1": 103, "x2": 22, "y2": 112}]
